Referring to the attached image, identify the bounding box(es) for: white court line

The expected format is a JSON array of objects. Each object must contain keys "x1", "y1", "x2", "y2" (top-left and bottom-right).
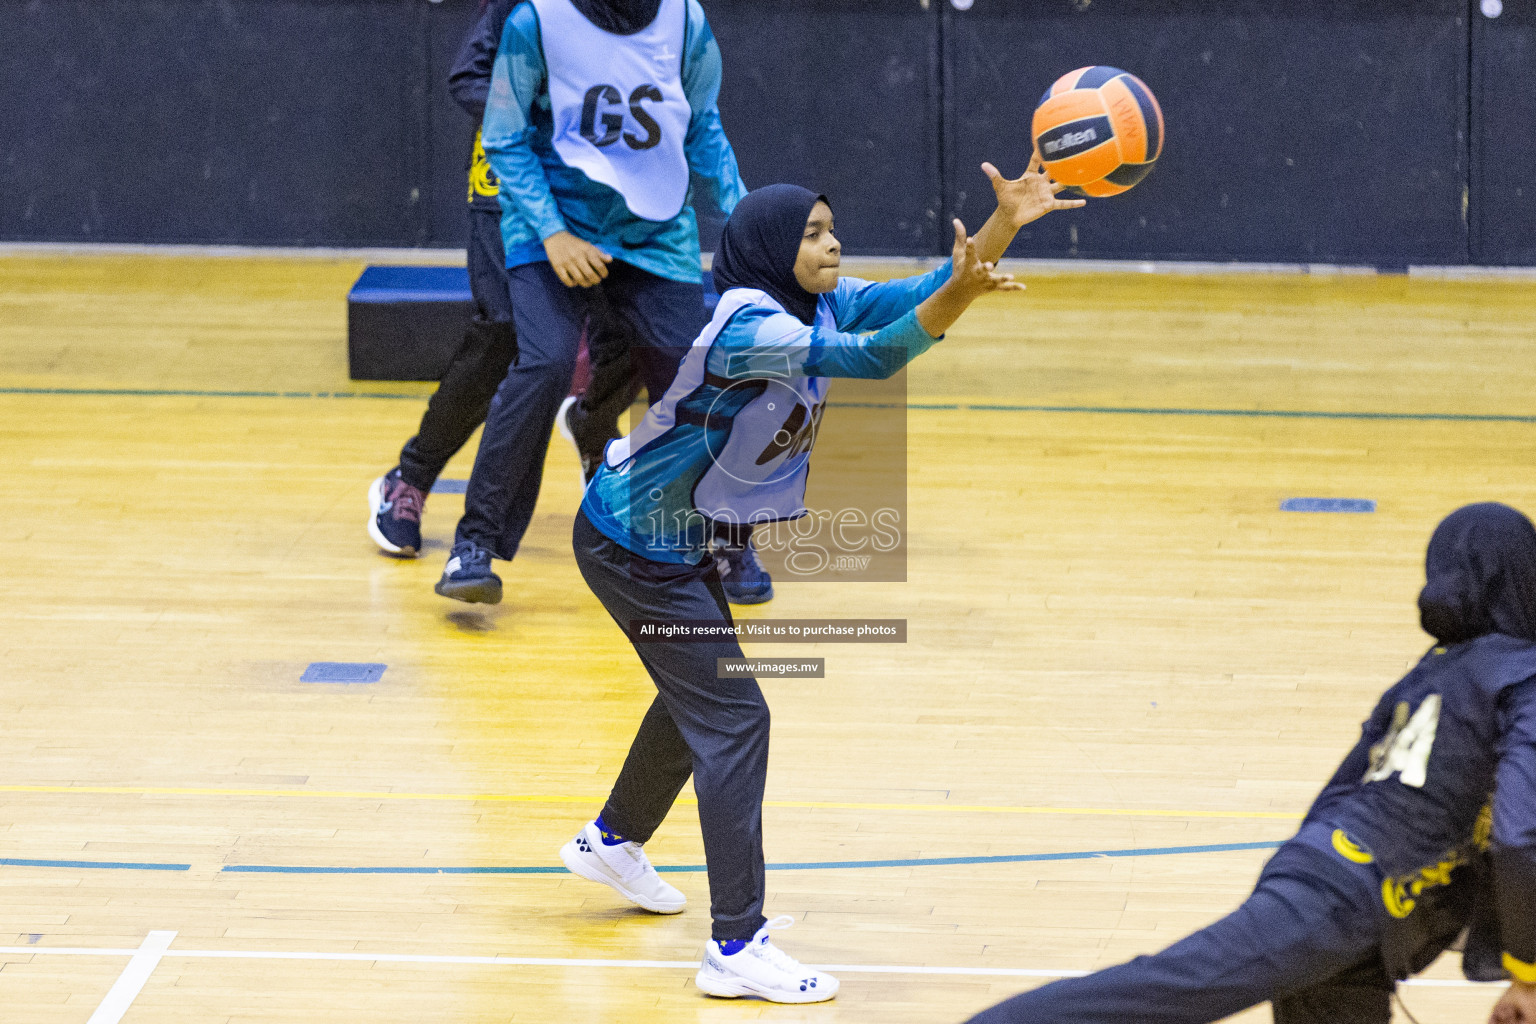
[
  {"x1": 0, "y1": 942, "x2": 1506, "y2": 987},
  {"x1": 85, "y1": 930, "x2": 176, "y2": 1024},
  {"x1": 0, "y1": 946, "x2": 142, "y2": 956}
]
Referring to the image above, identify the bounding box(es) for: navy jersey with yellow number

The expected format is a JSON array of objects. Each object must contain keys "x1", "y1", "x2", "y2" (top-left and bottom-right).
[{"x1": 1304, "y1": 633, "x2": 1536, "y2": 976}]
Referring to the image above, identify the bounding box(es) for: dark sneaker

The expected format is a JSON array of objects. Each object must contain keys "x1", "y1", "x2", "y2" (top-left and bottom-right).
[
  {"x1": 435, "y1": 541, "x2": 503, "y2": 604},
  {"x1": 556, "y1": 395, "x2": 600, "y2": 484},
  {"x1": 368, "y1": 468, "x2": 425, "y2": 558},
  {"x1": 714, "y1": 537, "x2": 774, "y2": 605}
]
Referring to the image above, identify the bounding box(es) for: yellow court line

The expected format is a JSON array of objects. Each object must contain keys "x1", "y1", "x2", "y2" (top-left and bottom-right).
[
  {"x1": 0, "y1": 785, "x2": 1303, "y2": 820},
  {"x1": 763, "y1": 800, "x2": 1301, "y2": 819}
]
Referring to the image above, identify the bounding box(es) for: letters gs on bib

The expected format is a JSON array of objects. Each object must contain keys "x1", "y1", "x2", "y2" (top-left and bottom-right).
[
  {"x1": 581, "y1": 84, "x2": 666, "y2": 151},
  {"x1": 531, "y1": 0, "x2": 690, "y2": 221}
]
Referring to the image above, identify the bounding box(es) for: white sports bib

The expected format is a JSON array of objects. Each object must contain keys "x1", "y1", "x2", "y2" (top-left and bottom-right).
[
  {"x1": 690, "y1": 295, "x2": 831, "y2": 524},
  {"x1": 531, "y1": 0, "x2": 692, "y2": 222},
  {"x1": 608, "y1": 289, "x2": 831, "y2": 526}
]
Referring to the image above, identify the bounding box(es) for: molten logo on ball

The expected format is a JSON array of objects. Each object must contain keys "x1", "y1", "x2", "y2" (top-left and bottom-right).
[
  {"x1": 1033, "y1": 65, "x2": 1164, "y2": 198},
  {"x1": 1042, "y1": 128, "x2": 1098, "y2": 155}
]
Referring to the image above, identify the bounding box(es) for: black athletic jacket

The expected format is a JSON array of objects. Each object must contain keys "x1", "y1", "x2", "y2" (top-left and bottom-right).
[
  {"x1": 1305, "y1": 503, "x2": 1536, "y2": 984},
  {"x1": 449, "y1": 0, "x2": 518, "y2": 213},
  {"x1": 1307, "y1": 637, "x2": 1536, "y2": 977}
]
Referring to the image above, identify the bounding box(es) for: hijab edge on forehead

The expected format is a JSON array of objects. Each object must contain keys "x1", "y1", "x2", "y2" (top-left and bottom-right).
[
  {"x1": 712, "y1": 184, "x2": 829, "y2": 326},
  {"x1": 1418, "y1": 501, "x2": 1536, "y2": 645}
]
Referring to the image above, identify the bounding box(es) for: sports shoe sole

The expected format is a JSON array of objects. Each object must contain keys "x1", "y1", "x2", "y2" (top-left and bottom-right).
[
  {"x1": 694, "y1": 966, "x2": 836, "y2": 1003},
  {"x1": 433, "y1": 576, "x2": 503, "y2": 605},
  {"x1": 723, "y1": 583, "x2": 774, "y2": 606},
  {"x1": 558, "y1": 839, "x2": 685, "y2": 914},
  {"x1": 367, "y1": 476, "x2": 419, "y2": 558}
]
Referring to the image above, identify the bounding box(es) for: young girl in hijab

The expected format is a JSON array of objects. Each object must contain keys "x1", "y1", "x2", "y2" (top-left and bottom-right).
[
  {"x1": 555, "y1": 159, "x2": 1084, "y2": 1003},
  {"x1": 965, "y1": 501, "x2": 1536, "y2": 1024}
]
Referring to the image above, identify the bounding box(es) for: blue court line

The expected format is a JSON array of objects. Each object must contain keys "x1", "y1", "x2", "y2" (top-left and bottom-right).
[
  {"x1": 962, "y1": 403, "x2": 1536, "y2": 424},
  {"x1": 223, "y1": 865, "x2": 567, "y2": 875},
  {"x1": 0, "y1": 386, "x2": 426, "y2": 400},
  {"x1": 3, "y1": 386, "x2": 1533, "y2": 424},
  {"x1": 0, "y1": 857, "x2": 190, "y2": 871},
  {"x1": 737, "y1": 840, "x2": 1284, "y2": 871},
  {"x1": 219, "y1": 840, "x2": 1284, "y2": 875}
]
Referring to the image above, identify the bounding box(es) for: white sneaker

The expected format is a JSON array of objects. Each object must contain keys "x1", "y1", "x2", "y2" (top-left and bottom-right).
[
  {"x1": 558, "y1": 821, "x2": 685, "y2": 914},
  {"x1": 695, "y1": 915, "x2": 838, "y2": 1003}
]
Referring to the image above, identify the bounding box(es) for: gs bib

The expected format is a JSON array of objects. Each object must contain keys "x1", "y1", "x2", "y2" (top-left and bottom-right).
[{"x1": 531, "y1": 0, "x2": 692, "y2": 222}]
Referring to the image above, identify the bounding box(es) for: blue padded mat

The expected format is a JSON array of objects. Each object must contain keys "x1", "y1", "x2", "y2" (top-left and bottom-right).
[{"x1": 349, "y1": 266, "x2": 472, "y2": 304}]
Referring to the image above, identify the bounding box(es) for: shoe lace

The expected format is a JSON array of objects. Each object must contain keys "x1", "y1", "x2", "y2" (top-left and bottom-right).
[
  {"x1": 611, "y1": 840, "x2": 653, "y2": 883},
  {"x1": 751, "y1": 915, "x2": 805, "y2": 973},
  {"x1": 451, "y1": 541, "x2": 488, "y2": 566},
  {"x1": 387, "y1": 479, "x2": 425, "y2": 523},
  {"x1": 738, "y1": 543, "x2": 764, "y2": 573},
  {"x1": 713, "y1": 538, "x2": 764, "y2": 577}
]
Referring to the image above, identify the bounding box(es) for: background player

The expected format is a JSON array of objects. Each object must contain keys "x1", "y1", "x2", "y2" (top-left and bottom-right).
[
  {"x1": 435, "y1": 0, "x2": 754, "y2": 607},
  {"x1": 556, "y1": 163, "x2": 1082, "y2": 1004},
  {"x1": 965, "y1": 501, "x2": 1536, "y2": 1024},
  {"x1": 368, "y1": 0, "x2": 519, "y2": 559}
]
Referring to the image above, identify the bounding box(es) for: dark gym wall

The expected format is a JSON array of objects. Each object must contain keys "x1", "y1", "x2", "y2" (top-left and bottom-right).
[
  {"x1": 944, "y1": 1, "x2": 1470, "y2": 265},
  {"x1": 426, "y1": 0, "x2": 486, "y2": 251},
  {"x1": 1470, "y1": 0, "x2": 1536, "y2": 265},
  {"x1": 1, "y1": 0, "x2": 439, "y2": 246},
  {"x1": 0, "y1": 0, "x2": 1526, "y2": 265},
  {"x1": 707, "y1": 0, "x2": 943, "y2": 256}
]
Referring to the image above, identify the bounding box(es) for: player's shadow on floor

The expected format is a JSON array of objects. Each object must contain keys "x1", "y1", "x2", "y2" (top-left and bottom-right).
[{"x1": 445, "y1": 609, "x2": 498, "y2": 633}]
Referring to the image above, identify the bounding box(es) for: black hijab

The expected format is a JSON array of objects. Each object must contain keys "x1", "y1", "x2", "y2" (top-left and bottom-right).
[
  {"x1": 1418, "y1": 502, "x2": 1536, "y2": 644},
  {"x1": 570, "y1": 0, "x2": 662, "y2": 35},
  {"x1": 713, "y1": 184, "x2": 827, "y2": 326}
]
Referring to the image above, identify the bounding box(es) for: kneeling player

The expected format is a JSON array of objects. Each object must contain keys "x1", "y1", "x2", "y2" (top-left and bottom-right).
[{"x1": 967, "y1": 502, "x2": 1536, "y2": 1024}]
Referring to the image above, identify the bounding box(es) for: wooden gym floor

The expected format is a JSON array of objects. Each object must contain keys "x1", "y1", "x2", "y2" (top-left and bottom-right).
[{"x1": 2, "y1": 252, "x2": 1532, "y2": 1022}]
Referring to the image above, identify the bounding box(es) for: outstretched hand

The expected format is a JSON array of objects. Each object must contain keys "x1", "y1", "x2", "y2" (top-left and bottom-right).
[
  {"x1": 984, "y1": 154, "x2": 1086, "y2": 229},
  {"x1": 948, "y1": 218, "x2": 1024, "y2": 300},
  {"x1": 914, "y1": 218, "x2": 1025, "y2": 339}
]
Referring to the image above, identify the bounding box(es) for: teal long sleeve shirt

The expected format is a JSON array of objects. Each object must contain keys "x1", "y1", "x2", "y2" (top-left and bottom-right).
[
  {"x1": 581, "y1": 263, "x2": 954, "y2": 563},
  {"x1": 481, "y1": 0, "x2": 747, "y2": 283}
]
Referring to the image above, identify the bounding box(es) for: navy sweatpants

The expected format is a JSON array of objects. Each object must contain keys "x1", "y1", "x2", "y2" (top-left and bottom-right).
[
  {"x1": 457, "y1": 261, "x2": 703, "y2": 560},
  {"x1": 396, "y1": 206, "x2": 517, "y2": 493},
  {"x1": 966, "y1": 825, "x2": 1399, "y2": 1024},
  {"x1": 572, "y1": 509, "x2": 770, "y2": 943}
]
